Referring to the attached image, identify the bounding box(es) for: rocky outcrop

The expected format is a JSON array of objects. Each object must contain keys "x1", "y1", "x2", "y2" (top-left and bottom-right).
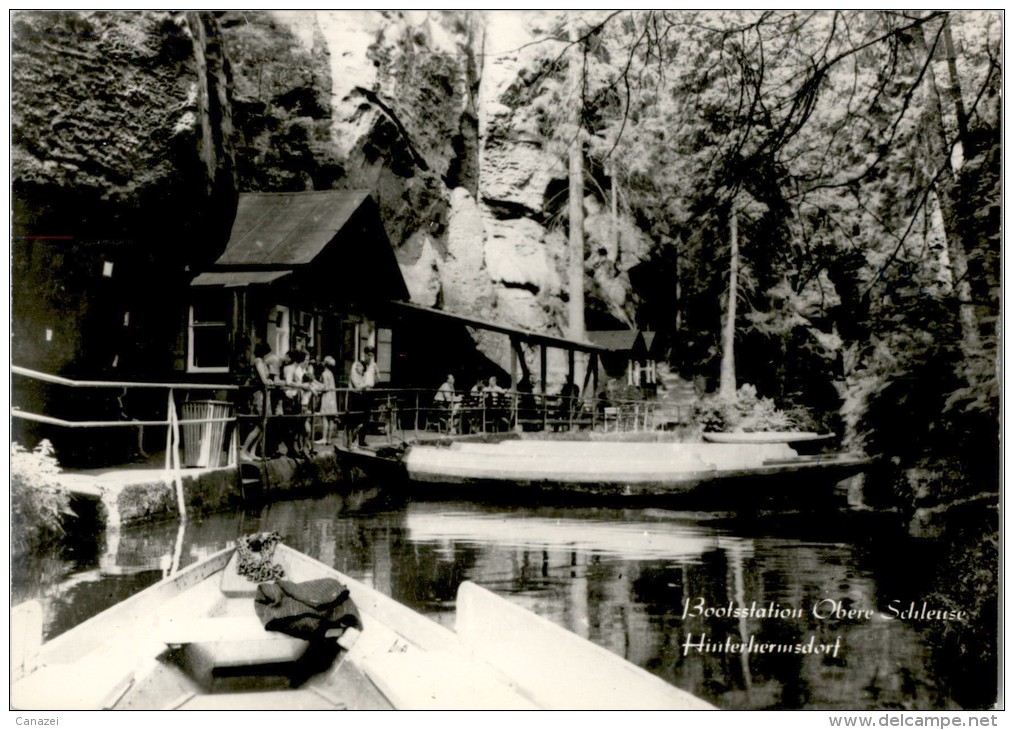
[
  {"x1": 313, "y1": 10, "x2": 475, "y2": 248},
  {"x1": 220, "y1": 11, "x2": 342, "y2": 191},
  {"x1": 11, "y1": 11, "x2": 237, "y2": 376},
  {"x1": 11, "y1": 10, "x2": 652, "y2": 380},
  {"x1": 303, "y1": 10, "x2": 649, "y2": 374},
  {"x1": 11, "y1": 11, "x2": 236, "y2": 266}
]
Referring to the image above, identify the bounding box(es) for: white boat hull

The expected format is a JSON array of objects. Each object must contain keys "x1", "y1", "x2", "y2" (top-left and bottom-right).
[{"x1": 11, "y1": 543, "x2": 711, "y2": 710}]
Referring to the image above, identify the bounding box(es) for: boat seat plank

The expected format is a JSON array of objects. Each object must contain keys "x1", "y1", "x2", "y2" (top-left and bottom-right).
[
  {"x1": 159, "y1": 613, "x2": 312, "y2": 669},
  {"x1": 186, "y1": 637, "x2": 309, "y2": 669},
  {"x1": 179, "y1": 689, "x2": 338, "y2": 710},
  {"x1": 358, "y1": 649, "x2": 538, "y2": 710},
  {"x1": 158, "y1": 615, "x2": 290, "y2": 645}
]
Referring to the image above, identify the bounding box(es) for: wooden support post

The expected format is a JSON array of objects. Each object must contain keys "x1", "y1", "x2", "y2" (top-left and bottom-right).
[
  {"x1": 510, "y1": 336, "x2": 519, "y2": 391},
  {"x1": 539, "y1": 345, "x2": 547, "y2": 395}
]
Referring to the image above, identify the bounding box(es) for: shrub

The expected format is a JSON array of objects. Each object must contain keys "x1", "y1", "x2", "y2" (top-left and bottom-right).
[
  {"x1": 11, "y1": 440, "x2": 74, "y2": 556},
  {"x1": 694, "y1": 383, "x2": 795, "y2": 432}
]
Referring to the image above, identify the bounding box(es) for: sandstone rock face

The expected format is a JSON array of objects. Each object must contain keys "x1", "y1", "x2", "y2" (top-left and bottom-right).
[
  {"x1": 483, "y1": 216, "x2": 562, "y2": 297},
  {"x1": 440, "y1": 188, "x2": 494, "y2": 315},
  {"x1": 396, "y1": 230, "x2": 441, "y2": 307},
  {"x1": 314, "y1": 10, "x2": 476, "y2": 247},
  {"x1": 303, "y1": 9, "x2": 651, "y2": 366},
  {"x1": 12, "y1": 11, "x2": 236, "y2": 263},
  {"x1": 221, "y1": 11, "x2": 342, "y2": 192},
  {"x1": 12, "y1": 10, "x2": 653, "y2": 379},
  {"x1": 11, "y1": 11, "x2": 237, "y2": 376}
]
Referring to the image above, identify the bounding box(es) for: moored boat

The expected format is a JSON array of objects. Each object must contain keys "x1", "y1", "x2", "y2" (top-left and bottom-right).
[
  {"x1": 402, "y1": 439, "x2": 869, "y2": 502},
  {"x1": 702, "y1": 431, "x2": 832, "y2": 444},
  {"x1": 11, "y1": 539, "x2": 711, "y2": 710}
]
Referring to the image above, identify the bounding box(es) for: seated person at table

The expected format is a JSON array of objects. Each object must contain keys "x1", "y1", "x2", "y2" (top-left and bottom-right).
[
  {"x1": 556, "y1": 377, "x2": 581, "y2": 429},
  {"x1": 484, "y1": 376, "x2": 509, "y2": 432},
  {"x1": 433, "y1": 374, "x2": 461, "y2": 433}
]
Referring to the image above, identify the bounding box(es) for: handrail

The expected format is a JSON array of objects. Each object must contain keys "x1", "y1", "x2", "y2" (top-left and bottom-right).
[
  {"x1": 12, "y1": 365, "x2": 673, "y2": 449},
  {"x1": 12, "y1": 365, "x2": 659, "y2": 410},
  {"x1": 10, "y1": 410, "x2": 235, "y2": 428},
  {"x1": 12, "y1": 365, "x2": 240, "y2": 390}
]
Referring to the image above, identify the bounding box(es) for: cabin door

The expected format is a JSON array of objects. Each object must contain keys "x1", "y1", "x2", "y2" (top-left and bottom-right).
[{"x1": 266, "y1": 305, "x2": 290, "y2": 356}]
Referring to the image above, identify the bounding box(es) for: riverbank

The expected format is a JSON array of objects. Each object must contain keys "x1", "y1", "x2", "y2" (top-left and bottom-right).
[{"x1": 15, "y1": 446, "x2": 351, "y2": 545}]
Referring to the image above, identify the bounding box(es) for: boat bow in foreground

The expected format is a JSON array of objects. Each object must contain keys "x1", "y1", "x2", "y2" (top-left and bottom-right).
[{"x1": 11, "y1": 543, "x2": 711, "y2": 710}]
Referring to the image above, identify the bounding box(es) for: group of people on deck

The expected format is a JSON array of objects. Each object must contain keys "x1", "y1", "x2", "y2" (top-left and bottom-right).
[
  {"x1": 433, "y1": 374, "x2": 505, "y2": 434},
  {"x1": 239, "y1": 342, "x2": 379, "y2": 460},
  {"x1": 237, "y1": 336, "x2": 590, "y2": 456},
  {"x1": 432, "y1": 373, "x2": 582, "y2": 434}
]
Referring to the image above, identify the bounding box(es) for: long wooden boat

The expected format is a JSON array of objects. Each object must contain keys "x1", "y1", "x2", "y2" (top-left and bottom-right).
[
  {"x1": 11, "y1": 542, "x2": 711, "y2": 710},
  {"x1": 702, "y1": 431, "x2": 832, "y2": 444},
  {"x1": 403, "y1": 439, "x2": 869, "y2": 502}
]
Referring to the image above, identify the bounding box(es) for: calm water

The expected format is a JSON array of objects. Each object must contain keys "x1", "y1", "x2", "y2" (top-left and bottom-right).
[{"x1": 11, "y1": 486, "x2": 995, "y2": 710}]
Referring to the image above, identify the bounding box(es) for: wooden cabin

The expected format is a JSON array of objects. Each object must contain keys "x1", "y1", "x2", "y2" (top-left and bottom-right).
[
  {"x1": 185, "y1": 190, "x2": 605, "y2": 396},
  {"x1": 587, "y1": 329, "x2": 661, "y2": 394},
  {"x1": 185, "y1": 190, "x2": 408, "y2": 385}
]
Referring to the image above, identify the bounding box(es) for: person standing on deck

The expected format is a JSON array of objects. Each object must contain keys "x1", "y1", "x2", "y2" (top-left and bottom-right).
[
  {"x1": 241, "y1": 342, "x2": 273, "y2": 460},
  {"x1": 259, "y1": 348, "x2": 285, "y2": 456},
  {"x1": 316, "y1": 356, "x2": 339, "y2": 445},
  {"x1": 557, "y1": 376, "x2": 580, "y2": 429},
  {"x1": 283, "y1": 350, "x2": 309, "y2": 457},
  {"x1": 347, "y1": 346, "x2": 378, "y2": 448}
]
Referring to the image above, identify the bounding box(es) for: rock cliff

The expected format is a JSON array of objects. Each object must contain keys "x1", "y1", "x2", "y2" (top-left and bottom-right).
[
  {"x1": 292, "y1": 10, "x2": 648, "y2": 375},
  {"x1": 11, "y1": 11, "x2": 237, "y2": 376},
  {"x1": 12, "y1": 10, "x2": 650, "y2": 381}
]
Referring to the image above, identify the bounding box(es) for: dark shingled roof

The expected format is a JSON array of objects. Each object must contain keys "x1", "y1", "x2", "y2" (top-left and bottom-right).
[{"x1": 216, "y1": 190, "x2": 371, "y2": 267}]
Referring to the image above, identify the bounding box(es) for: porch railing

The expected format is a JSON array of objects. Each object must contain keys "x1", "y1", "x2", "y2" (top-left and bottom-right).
[{"x1": 12, "y1": 365, "x2": 693, "y2": 470}]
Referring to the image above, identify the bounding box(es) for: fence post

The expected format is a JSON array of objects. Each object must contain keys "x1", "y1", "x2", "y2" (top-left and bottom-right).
[
  {"x1": 414, "y1": 391, "x2": 419, "y2": 434},
  {"x1": 165, "y1": 389, "x2": 186, "y2": 523},
  {"x1": 387, "y1": 392, "x2": 394, "y2": 444},
  {"x1": 261, "y1": 387, "x2": 270, "y2": 460}
]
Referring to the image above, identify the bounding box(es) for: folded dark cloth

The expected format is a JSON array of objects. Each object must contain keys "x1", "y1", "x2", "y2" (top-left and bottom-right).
[{"x1": 254, "y1": 578, "x2": 361, "y2": 642}]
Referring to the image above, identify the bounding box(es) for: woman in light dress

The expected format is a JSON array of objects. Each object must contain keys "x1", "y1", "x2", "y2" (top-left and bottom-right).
[{"x1": 316, "y1": 356, "x2": 339, "y2": 444}]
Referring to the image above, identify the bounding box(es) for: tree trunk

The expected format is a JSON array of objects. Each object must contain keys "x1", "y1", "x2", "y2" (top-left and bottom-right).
[
  {"x1": 567, "y1": 27, "x2": 585, "y2": 343},
  {"x1": 915, "y1": 22, "x2": 981, "y2": 356},
  {"x1": 610, "y1": 162, "x2": 618, "y2": 257},
  {"x1": 719, "y1": 208, "x2": 738, "y2": 400},
  {"x1": 941, "y1": 14, "x2": 969, "y2": 159}
]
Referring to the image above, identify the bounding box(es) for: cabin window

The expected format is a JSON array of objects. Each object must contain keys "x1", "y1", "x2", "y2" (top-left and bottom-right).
[{"x1": 187, "y1": 292, "x2": 231, "y2": 373}]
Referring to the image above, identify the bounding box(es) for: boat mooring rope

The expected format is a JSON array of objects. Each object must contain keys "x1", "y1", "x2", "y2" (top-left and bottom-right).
[{"x1": 236, "y1": 532, "x2": 286, "y2": 582}]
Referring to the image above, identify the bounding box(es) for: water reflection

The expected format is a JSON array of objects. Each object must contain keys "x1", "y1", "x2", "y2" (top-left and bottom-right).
[{"x1": 11, "y1": 491, "x2": 991, "y2": 710}]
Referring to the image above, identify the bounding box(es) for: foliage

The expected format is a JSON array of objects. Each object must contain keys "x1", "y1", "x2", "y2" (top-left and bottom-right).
[
  {"x1": 694, "y1": 383, "x2": 797, "y2": 433},
  {"x1": 923, "y1": 515, "x2": 999, "y2": 708},
  {"x1": 11, "y1": 440, "x2": 74, "y2": 556},
  {"x1": 519, "y1": 10, "x2": 1000, "y2": 507}
]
